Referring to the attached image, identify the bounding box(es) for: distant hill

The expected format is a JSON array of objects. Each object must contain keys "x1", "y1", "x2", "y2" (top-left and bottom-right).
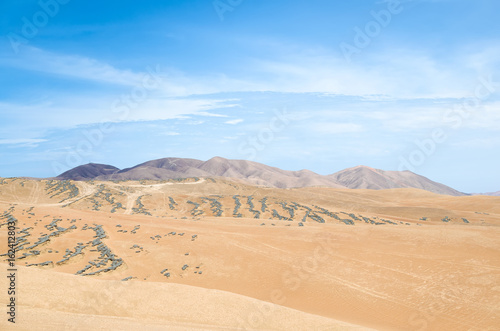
[
  {"x1": 474, "y1": 191, "x2": 500, "y2": 196},
  {"x1": 329, "y1": 165, "x2": 465, "y2": 196},
  {"x1": 110, "y1": 158, "x2": 207, "y2": 180},
  {"x1": 56, "y1": 157, "x2": 465, "y2": 196},
  {"x1": 56, "y1": 163, "x2": 120, "y2": 181}
]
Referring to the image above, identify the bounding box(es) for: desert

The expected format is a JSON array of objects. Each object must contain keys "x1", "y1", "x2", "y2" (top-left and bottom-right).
[{"x1": 1, "y1": 168, "x2": 499, "y2": 330}]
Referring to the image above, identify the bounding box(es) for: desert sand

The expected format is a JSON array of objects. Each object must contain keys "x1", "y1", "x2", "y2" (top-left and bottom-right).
[{"x1": 0, "y1": 177, "x2": 499, "y2": 330}]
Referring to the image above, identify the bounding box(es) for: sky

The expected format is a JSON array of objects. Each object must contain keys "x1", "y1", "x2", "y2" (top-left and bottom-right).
[{"x1": 0, "y1": 0, "x2": 499, "y2": 193}]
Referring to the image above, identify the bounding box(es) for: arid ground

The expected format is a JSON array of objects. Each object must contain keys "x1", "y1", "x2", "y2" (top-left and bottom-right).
[{"x1": 0, "y1": 177, "x2": 499, "y2": 330}]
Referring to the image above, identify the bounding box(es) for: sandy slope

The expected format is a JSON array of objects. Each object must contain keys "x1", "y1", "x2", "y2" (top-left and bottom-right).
[{"x1": 0, "y1": 263, "x2": 365, "y2": 331}]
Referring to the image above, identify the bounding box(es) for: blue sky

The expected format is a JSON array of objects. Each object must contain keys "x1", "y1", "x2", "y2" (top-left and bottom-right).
[{"x1": 1, "y1": 0, "x2": 499, "y2": 193}]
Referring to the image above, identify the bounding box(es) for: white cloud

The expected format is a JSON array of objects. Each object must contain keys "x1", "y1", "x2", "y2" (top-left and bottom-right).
[
  {"x1": 5, "y1": 46, "x2": 144, "y2": 86},
  {"x1": 2, "y1": 46, "x2": 261, "y2": 97},
  {"x1": 8, "y1": 42, "x2": 500, "y2": 102},
  {"x1": 195, "y1": 112, "x2": 229, "y2": 118},
  {"x1": 450, "y1": 137, "x2": 500, "y2": 149},
  {"x1": 309, "y1": 122, "x2": 364, "y2": 134},
  {"x1": 456, "y1": 101, "x2": 500, "y2": 129},
  {"x1": 186, "y1": 120, "x2": 205, "y2": 125},
  {"x1": 0, "y1": 98, "x2": 237, "y2": 132},
  {"x1": 0, "y1": 138, "x2": 47, "y2": 145},
  {"x1": 159, "y1": 132, "x2": 180, "y2": 136},
  {"x1": 3, "y1": 43, "x2": 500, "y2": 145},
  {"x1": 225, "y1": 119, "x2": 244, "y2": 125},
  {"x1": 247, "y1": 51, "x2": 472, "y2": 99}
]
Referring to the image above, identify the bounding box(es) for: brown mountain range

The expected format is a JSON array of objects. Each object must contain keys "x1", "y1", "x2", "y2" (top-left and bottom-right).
[{"x1": 56, "y1": 156, "x2": 466, "y2": 196}]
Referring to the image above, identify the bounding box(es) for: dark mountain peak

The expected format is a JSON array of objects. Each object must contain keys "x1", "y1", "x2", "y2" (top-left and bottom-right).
[{"x1": 56, "y1": 163, "x2": 119, "y2": 181}]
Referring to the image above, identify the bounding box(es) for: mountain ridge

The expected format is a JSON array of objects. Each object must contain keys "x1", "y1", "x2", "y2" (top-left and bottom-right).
[{"x1": 55, "y1": 157, "x2": 467, "y2": 196}]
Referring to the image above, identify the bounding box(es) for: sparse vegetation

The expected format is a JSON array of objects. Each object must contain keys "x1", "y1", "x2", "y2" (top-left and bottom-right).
[
  {"x1": 110, "y1": 202, "x2": 125, "y2": 213},
  {"x1": 132, "y1": 196, "x2": 152, "y2": 215},
  {"x1": 201, "y1": 197, "x2": 223, "y2": 217},
  {"x1": 271, "y1": 209, "x2": 288, "y2": 221},
  {"x1": 260, "y1": 197, "x2": 268, "y2": 213},
  {"x1": 168, "y1": 197, "x2": 178, "y2": 210},
  {"x1": 279, "y1": 202, "x2": 295, "y2": 219},
  {"x1": 247, "y1": 196, "x2": 261, "y2": 218},
  {"x1": 57, "y1": 243, "x2": 87, "y2": 265},
  {"x1": 233, "y1": 195, "x2": 242, "y2": 217},
  {"x1": 76, "y1": 224, "x2": 123, "y2": 276},
  {"x1": 187, "y1": 200, "x2": 204, "y2": 216},
  {"x1": 307, "y1": 212, "x2": 325, "y2": 223},
  {"x1": 45, "y1": 180, "x2": 80, "y2": 203}
]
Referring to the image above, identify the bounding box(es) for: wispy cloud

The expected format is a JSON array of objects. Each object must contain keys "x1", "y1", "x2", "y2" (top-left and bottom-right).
[
  {"x1": 0, "y1": 138, "x2": 47, "y2": 146},
  {"x1": 309, "y1": 122, "x2": 364, "y2": 134},
  {"x1": 225, "y1": 119, "x2": 244, "y2": 125},
  {"x1": 4, "y1": 46, "x2": 143, "y2": 86},
  {"x1": 0, "y1": 97, "x2": 238, "y2": 132},
  {"x1": 0, "y1": 138, "x2": 47, "y2": 145},
  {"x1": 6, "y1": 42, "x2": 500, "y2": 103},
  {"x1": 246, "y1": 49, "x2": 490, "y2": 99},
  {"x1": 159, "y1": 131, "x2": 180, "y2": 136}
]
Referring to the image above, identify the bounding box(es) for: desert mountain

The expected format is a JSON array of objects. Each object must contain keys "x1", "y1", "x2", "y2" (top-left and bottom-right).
[
  {"x1": 89, "y1": 157, "x2": 344, "y2": 189},
  {"x1": 329, "y1": 165, "x2": 465, "y2": 196},
  {"x1": 196, "y1": 157, "x2": 345, "y2": 189},
  {"x1": 56, "y1": 163, "x2": 120, "y2": 181},
  {"x1": 112, "y1": 157, "x2": 208, "y2": 180},
  {"x1": 56, "y1": 157, "x2": 465, "y2": 195}
]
